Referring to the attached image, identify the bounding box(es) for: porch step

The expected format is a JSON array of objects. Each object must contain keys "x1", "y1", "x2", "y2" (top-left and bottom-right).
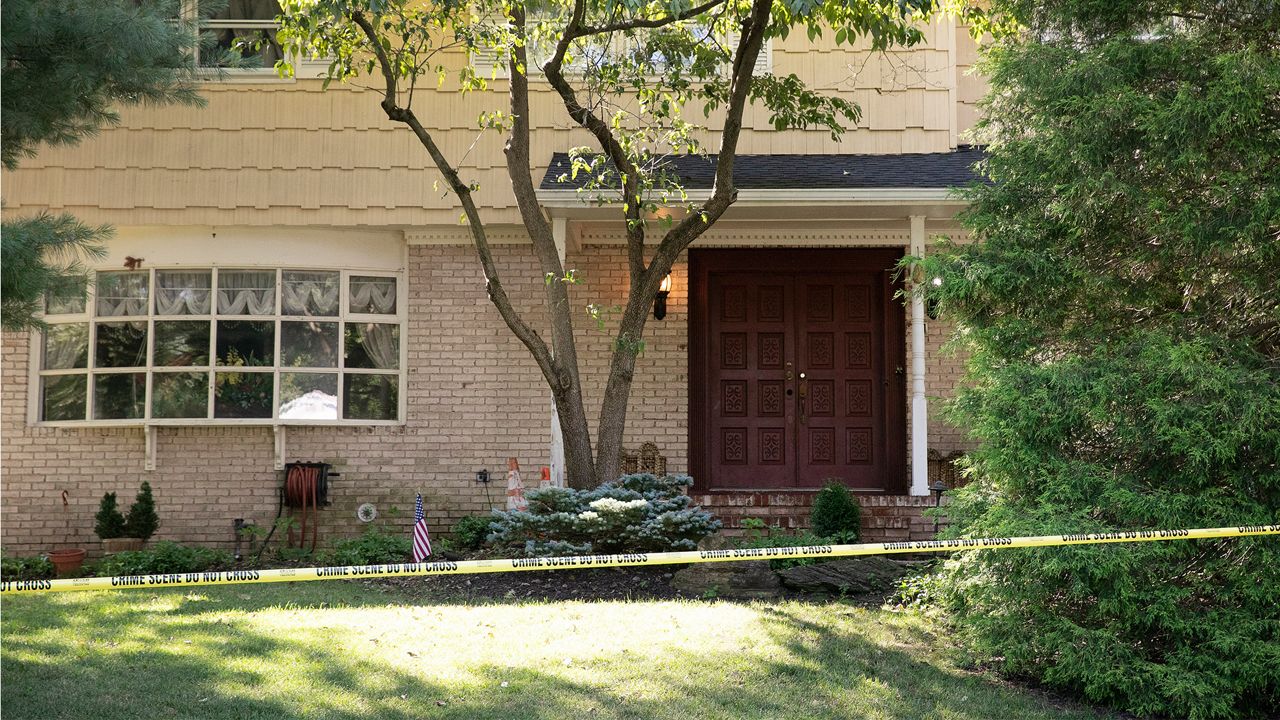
[{"x1": 690, "y1": 492, "x2": 947, "y2": 543}]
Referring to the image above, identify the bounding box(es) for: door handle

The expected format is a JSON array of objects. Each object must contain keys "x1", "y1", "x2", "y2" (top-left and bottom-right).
[
  {"x1": 785, "y1": 361, "x2": 794, "y2": 382},
  {"x1": 798, "y1": 373, "x2": 807, "y2": 425}
]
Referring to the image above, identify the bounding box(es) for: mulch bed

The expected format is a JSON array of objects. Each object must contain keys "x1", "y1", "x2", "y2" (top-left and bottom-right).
[{"x1": 379, "y1": 565, "x2": 690, "y2": 603}]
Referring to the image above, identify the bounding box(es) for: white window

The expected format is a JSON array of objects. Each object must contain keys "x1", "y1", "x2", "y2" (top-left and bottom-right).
[
  {"x1": 36, "y1": 268, "x2": 405, "y2": 425},
  {"x1": 197, "y1": 0, "x2": 283, "y2": 69}
]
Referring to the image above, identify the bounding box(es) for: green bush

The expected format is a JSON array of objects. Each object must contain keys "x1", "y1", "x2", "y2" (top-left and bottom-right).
[
  {"x1": 452, "y1": 515, "x2": 495, "y2": 551},
  {"x1": 810, "y1": 482, "x2": 860, "y2": 541},
  {"x1": 1, "y1": 555, "x2": 55, "y2": 580},
  {"x1": 488, "y1": 473, "x2": 721, "y2": 556},
  {"x1": 319, "y1": 529, "x2": 412, "y2": 565},
  {"x1": 95, "y1": 541, "x2": 232, "y2": 576},
  {"x1": 94, "y1": 492, "x2": 127, "y2": 540},
  {"x1": 123, "y1": 481, "x2": 160, "y2": 541}
]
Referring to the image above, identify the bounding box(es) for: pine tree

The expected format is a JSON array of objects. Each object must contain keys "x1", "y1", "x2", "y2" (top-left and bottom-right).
[
  {"x1": 94, "y1": 492, "x2": 127, "y2": 540},
  {"x1": 917, "y1": 2, "x2": 1280, "y2": 717},
  {"x1": 124, "y1": 482, "x2": 160, "y2": 541},
  {"x1": 1, "y1": 0, "x2": 205, "y2": 330}
]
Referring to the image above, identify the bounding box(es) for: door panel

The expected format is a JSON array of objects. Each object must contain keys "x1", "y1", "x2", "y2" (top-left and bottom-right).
[
  {"x1": 691, "y1": 249, "x2": 907, "y2": 494},
  {"x1": 706, "y1": 274, "x2": 794, "y2": 488}
]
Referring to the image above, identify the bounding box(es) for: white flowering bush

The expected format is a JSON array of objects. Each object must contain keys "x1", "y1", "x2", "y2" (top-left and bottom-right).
[{"x1": 487, "y1": 474, "x2": 721, "y2": 556}]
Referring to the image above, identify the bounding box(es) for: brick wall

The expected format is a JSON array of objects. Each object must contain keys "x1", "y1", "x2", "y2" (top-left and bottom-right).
[
  {"x1": 0, "y1": 241, "x2": 970, "y2": 556},
  {"x1": 691, "y1": 491, "x2": 948, "y2": 542}
]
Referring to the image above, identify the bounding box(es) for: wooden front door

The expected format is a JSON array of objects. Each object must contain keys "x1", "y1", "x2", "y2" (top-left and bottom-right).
[{"x1": 690, "y1": 249, "x2": 906, "y2": 493}]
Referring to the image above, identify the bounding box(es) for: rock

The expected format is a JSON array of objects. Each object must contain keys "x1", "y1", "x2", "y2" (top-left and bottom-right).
[
  {"x1": 671, "y1": 560, "x2": 782, "y2": 599},
  {"x1": 778, "y1": 557, "x2": 921, "y2": 596},
  {"x1": 670, "y1": 535, "x2": 782, "y2": 599}
]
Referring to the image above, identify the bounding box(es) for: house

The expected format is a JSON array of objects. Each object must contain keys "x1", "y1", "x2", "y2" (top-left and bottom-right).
[{"x1": 0, "y1": 6, "x2": 986, "y2": 555}]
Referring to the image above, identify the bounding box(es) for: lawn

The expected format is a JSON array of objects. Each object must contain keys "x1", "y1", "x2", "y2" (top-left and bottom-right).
[{"x1": 1, "y1": 580, "x2": 1116, "y2": 720}]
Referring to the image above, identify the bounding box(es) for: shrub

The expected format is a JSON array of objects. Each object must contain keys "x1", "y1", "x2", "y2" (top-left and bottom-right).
[
  {"x1": 488, "y1": 473, "x2": 721, "y2": 556},
  {"x1": 95, "y1": 541, "x2": 232, "y2": 576},
  {"x1": 94, "y1": 492, "x2": 127, "y2": 540},
  {"x1": 1, "y1": 555, "x2": 54, "y2": 580},
  {"x1": 810, "y1": 482, "x2": 860, "y2": 542},
  {"x1": 123, "y1": 481, "x2": 159, "y2": 541},
  {"x1": 319, "y1": 529, "x2": 412, "y2": 566},
  {"x1": 452, "y1": 515, "x2": 495, "y2": 551}
]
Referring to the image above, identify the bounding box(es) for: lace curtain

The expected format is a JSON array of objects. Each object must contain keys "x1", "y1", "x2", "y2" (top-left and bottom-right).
[
  {"x1": 218, "y1": 270, "x2": 276, "y2": 315},
  {"x1": 155, "y1": 271, "x2": 212, "y2": 315},
  {"x1": 43, "y1": 324, "x2": 87, "y2": 370},
  {"x1": 95, "y1": 272, "x2": 149, "y2": 317},
  {"x1": 358, "y1": 324, "x2": 399, "y2": 369},
  {"x1": 282, "y1": 271, "x2": 339, "y2": 316},
  {"x1": 349, "y1": 276, "x2": 396, "y2": 314}
]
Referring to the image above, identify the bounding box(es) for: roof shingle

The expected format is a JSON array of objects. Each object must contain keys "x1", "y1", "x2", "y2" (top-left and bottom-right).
[{"x1": 539, "y1": 147, "x2": 985, "y2": 191}]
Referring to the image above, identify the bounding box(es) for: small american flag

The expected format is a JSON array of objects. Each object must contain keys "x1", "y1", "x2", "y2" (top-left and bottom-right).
[{"x1": 412, "y1": 494, "x2": 432, "y2": 562}]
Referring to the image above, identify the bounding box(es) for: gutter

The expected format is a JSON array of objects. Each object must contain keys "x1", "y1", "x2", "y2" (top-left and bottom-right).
[{"x1": 535, "y1": 187, "x2": 963, "y2": 209}]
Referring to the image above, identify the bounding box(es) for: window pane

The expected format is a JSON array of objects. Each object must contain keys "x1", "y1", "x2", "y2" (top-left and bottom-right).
[
  {"x1": 155, "y1": 321, "x2": 211, "y2": 366},
  {"x1": 216, "y1": 320, "x2": 274, "y2": 366},
  {"x1": 349, "y1": 276, "x2": 397, "y2": 314},
  {"x1": 217, "y1": 270, "x2": 275, "y2": 315},
  {"x1": 344, "y1": 323, "x2": 399, "y2": 369},
  {"x1": 152, "y1": 372, "x2": 209, "y2": 419},
  {"x1": 155, "y1": 271, "x2": 212, "y2": 315},
  {"x1": 94, "y1": 373, "x2": 146, "y2": 420},
  {"x1": 95, "y1": 272, "x2": 149, "y2": 317},
  {"x1": 203, "y1": 0, "x2": 284, "y2": 69},
  {"x1": 279, "y1": 373, "x2": 338, "y2": 420},
  {"x1": 344, "y1": 374, "x2": 397, "y2": 420},
  {"x1": 281, "y1": 321, "x2": 338, "y2": 368},
  {"x1": 282, "y1": 271, "x2": 339, "y2": 317},
  {"x1": 45, "y1": 277, "x2": 86, "y2": 315},
  {"x1": 95, "y1": 321, "x2": 148, "y2": 368},
  {"x1": 43, "y1": 324, "x2": 88, "y2": 369},
  {"x1": 214, "y1": 371, "x2": 273, "y2": 418},
  {"x1": 42, "y1": 375, "x2": 86, "y2": 421}
]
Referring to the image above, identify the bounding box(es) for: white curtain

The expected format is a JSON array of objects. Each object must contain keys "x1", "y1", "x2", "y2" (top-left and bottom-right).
[
  {"x1": 282, "y1": 271, "x2": 339, "y2": 316},
  {"x1": 349, "y1": 276, "x2": 396, "y2": 314},
  {"x1": 358, "y1": 323, "x2": 399, "y2": 369},
  {"x1": 95, "y1": 272, "x2": 149, "y2": 317},
  {"x1": 155, "y1": 271, "x2": 212, "y2": 315},
  {"x1": 43, "y1": 324, "x2": 87, "y2": 369},
  {"x1": 218, "y1": 270, "x2": 275, "y2": 315}
]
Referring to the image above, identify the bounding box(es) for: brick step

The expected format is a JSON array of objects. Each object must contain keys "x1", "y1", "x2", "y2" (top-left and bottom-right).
[{"x1": 690, "y1": 491, "x2": 947, "y2": 542}]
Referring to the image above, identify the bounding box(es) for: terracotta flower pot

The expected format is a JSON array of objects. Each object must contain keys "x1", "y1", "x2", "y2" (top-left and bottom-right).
[
  {"x1": 47, "y1": 548, "x2": 86, "y2": 577},
  {"x1": 103, "y1": 537, "x2": 145, "y2": 554}
]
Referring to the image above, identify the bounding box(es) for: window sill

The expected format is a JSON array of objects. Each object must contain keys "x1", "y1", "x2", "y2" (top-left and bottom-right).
[{"x1": 31, "y1": 419, "x2": 405, "y2": 429}]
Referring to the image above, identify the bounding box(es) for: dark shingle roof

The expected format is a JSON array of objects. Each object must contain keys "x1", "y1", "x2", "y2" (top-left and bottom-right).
[{"x1": 539, "y1": 147, "x2": 985, "y2": 191}]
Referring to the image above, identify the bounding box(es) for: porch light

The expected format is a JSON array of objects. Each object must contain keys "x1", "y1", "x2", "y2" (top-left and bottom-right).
[{"x1": 653, "y1": 273, "x2": 672, "y2": 320}]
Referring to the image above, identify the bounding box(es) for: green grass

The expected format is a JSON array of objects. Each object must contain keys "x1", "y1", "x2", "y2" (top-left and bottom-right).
[{"x1": 1, "y1": 581, "x2": 1116, "y2": 720}]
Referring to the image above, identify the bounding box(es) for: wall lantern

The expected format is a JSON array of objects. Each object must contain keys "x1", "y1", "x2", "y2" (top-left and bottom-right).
[{"x1": 653, "y1": 273, "x2": 672, "y2": 320}]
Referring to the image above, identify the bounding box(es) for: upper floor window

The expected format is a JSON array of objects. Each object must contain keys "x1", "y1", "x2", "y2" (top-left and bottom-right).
[
  {"x1": 37, "y1": 267, "x2": 404, "y2": 425},
  {"x1": 189, "y1": 0, "x2": 283, "y2": 70}
]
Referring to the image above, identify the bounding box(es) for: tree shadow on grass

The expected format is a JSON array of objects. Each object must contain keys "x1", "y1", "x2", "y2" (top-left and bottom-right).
[{"x1": 2, "y1": 588, "x2": 1117, "y2": 720}]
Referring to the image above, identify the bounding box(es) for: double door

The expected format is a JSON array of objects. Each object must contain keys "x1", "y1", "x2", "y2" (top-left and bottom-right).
[{"x1": 691, "y1": 250, "x2": 906, "y2": 492}]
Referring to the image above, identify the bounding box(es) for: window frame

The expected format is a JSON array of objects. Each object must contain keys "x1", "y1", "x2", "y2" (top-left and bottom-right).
[{"x1": 30, "y1": 265, "x2": 407, "y2": 428}]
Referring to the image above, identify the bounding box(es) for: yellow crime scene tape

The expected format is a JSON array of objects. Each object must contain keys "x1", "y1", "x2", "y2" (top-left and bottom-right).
[{"x1": 3, "y1": 524, "x2": 1277, "y2": 595}]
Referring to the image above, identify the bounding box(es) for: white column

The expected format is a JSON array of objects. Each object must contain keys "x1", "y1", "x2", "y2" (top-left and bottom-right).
[
  {"x1": 909, "y1": 215, "x2": 930, "y2": 496},
  {"x1": 549, "y1": 216, "x2": 568, "y2": 488}
]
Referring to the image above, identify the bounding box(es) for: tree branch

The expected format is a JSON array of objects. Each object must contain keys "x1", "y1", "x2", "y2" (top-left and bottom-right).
[
  {"x1": 349, "y1": 10, "x2": 559, "y2": 385},
  {"x1": 580, "y1": 0, "x2": 727, "y2": 36},
  {"x1": 542, "y1": 0, "x2": 651, "y2": 284}
]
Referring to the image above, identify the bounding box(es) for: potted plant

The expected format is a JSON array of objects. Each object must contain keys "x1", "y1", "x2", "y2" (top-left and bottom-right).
[
  {"x1": 95, "y1": 482, "x2": 160, "y2": 553},
  {"x1": 48, "y1": 489, "x2": 86, "y2": 576}
]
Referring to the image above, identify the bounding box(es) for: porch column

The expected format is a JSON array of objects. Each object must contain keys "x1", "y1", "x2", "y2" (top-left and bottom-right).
[
  {"x1": 549, "y1": 216, "x2": 568, "y2": 487},
  {"x1": 909, "y1": 215, "x2": 929, "y2": 496}
]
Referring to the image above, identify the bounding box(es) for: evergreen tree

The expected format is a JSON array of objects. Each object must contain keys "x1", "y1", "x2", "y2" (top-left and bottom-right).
[
  {"x1": 1, "y1": 0, "x2": 205, "y2": 330},
  {"x1": 124, "y1": 482, "x2": 160, "y2": 541},
  {"x1": 918, "y1": 2, "x2": 1280, "y2": 718},
  {"x1": 94, "y1": 492, "x2": 127, "y2": 540}
]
